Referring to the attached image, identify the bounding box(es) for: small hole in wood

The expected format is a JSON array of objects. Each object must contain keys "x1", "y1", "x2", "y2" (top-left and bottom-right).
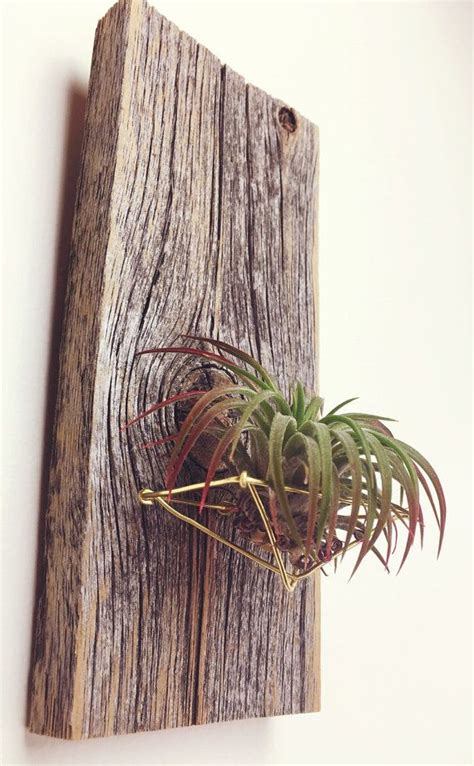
[{"x1": 278, "y1": 107, "x2": 297, "y2": 133}]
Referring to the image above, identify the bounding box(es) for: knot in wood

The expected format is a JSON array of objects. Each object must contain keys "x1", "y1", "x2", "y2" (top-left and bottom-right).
[
  {"x1": 174, "y1": 366, "x2": 237, "y2": 472},
  {"x1": 278, "y1": 106, "x2": 297, "y2": 133}
]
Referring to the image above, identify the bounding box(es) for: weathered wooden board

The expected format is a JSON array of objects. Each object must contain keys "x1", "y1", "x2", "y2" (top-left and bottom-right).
[{"x1": 29, "y1": 0, "x2": 320, "y2": 738}]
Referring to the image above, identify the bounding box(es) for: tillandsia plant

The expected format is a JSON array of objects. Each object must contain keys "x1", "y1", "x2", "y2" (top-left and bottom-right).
[{"x1": 125, "y1": 336, "x2": 446, "y2": 578}]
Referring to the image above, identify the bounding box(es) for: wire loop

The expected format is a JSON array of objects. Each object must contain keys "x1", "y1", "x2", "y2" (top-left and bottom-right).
[{"x1": 138, "y1": 473, "x2": 407, "y2": 592}]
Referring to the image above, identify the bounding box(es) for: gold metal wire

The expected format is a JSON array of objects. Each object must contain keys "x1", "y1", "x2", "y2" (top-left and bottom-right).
[{"x1": 138, "y1": 472, "x2": 407, "y2": 592}]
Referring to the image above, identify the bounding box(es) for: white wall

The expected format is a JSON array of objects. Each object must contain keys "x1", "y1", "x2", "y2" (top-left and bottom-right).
[{"x1": 1, "y1": 1, "x2": 471, "y2": 764}]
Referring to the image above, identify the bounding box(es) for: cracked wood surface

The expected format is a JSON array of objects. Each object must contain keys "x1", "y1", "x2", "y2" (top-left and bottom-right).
[{"x1": 28, "y1": 0, "x2": 320, "y2": 738}]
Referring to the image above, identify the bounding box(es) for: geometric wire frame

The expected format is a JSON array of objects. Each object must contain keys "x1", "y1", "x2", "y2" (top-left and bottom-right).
[{"x1": 138, "y1": 471, "x2": 407, "y2": 592}]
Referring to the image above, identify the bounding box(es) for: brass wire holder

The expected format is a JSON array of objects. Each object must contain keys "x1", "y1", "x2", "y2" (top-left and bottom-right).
[{"x1": 139, "y1": 471, "x2": 404, "y2": 592}]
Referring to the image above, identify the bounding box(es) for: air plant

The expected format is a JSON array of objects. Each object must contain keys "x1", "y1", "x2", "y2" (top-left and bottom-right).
[{"x1": 124, "y1": 336, "x2": 446, "y2": 578}]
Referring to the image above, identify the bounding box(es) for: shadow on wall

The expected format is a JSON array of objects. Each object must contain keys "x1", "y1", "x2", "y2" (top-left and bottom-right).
[{"x1": 26, "y1": 79, "x2": 87, "y2": 728}]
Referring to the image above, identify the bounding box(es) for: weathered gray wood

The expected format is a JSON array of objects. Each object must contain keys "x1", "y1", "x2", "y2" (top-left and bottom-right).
[{"x1": 29, "y1": 0, "x2": 320, "y2": 738}]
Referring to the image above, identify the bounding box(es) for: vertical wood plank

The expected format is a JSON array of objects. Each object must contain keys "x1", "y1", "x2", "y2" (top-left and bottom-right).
[{"x1": 29, "y1": 0, "x2": 320, "y2": 738}]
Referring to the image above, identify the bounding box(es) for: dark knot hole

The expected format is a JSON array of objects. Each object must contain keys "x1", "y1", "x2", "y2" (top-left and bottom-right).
[{"x1": 278, "y1": 106, "x2": 297, "y2": 133}]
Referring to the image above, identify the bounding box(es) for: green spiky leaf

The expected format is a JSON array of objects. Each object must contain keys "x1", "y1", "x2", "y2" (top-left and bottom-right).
[{"x1": 128, "y1": 338, "x2": 446, "y2": 578}]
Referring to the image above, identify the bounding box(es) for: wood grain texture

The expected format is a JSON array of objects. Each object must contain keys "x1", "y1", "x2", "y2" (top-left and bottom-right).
[{"x1": 28, "y1": 0, "x2": 320, "y2": 738}]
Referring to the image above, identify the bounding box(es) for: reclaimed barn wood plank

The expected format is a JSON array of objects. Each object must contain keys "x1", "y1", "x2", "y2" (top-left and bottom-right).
[{"x1": 28, "y1": 0, "x2": 320, "y2": 738}]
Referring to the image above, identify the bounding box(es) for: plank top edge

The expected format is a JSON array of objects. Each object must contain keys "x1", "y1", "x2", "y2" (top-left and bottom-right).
[{"x1": 101, "y1": 0, "x2": 319, "y2": 134}]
